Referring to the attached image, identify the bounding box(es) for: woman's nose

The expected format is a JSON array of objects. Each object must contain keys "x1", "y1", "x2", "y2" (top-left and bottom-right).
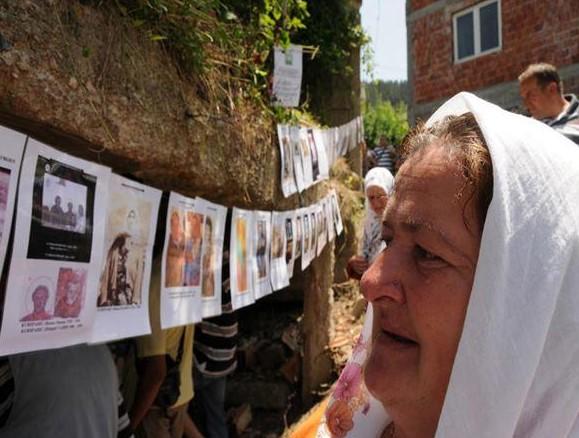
[{"x1": 361, "y1": 249, "x2": 405, "y2": 304}]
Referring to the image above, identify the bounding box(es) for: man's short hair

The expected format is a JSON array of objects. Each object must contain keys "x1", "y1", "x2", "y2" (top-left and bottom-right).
[{"x1": 518, "y1": 63, "x2": 563, "y2": 93}]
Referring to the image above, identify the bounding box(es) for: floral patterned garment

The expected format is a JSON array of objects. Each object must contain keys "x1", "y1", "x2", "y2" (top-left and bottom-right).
[{"x1": 317, "y1": 305, "x2": 390, "y2": 438}]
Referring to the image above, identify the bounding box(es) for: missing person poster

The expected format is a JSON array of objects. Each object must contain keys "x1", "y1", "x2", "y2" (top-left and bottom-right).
[
  {"x1": 308, "y1": 207, "x2": 318, "y2": 264},
  {"x1": 278, "y1": 125, "x2": 298, "y2": 198},
  {"x1": 324, "y1": 195, "x2": 335, "y2": 244},
  {"x1": 299, "y1": 128, "x2": 314, "y2": 189},
  {"x1": 0, "y1": 139, "x2": 111, "y2": 355},
  {"x1": 300, "y1": 209, "x2": 311, "y2": 271},
  {"x1": 0, "y1": 126, "x2": 26, "y2": 274},
  {"x1": 290, "y1": 126, "x2": 306, "y2": 193},
  {"x1": 270, "y1": 211, "x2": 290, "y2": 291},
  {"x1": 272, "y1": 45, "x2": 303, "y2": 108},
  {"x1": 330, "y1": 189, "x2": 344, "y2": 236},
  {"x1": 312, "y1": 129, "x2": 330, "y2": 181},
  {"x1": 252, "y1": 211, "x2": 273, "y2": 300},
  {"x1": 316, "y1": 203, "x2": 327, "y2": 256},
  {"x1": 230, "y1": 208, "x2": 256, "y2": 310},
  {"x1": 195, "y1": 198, "x2": 227, "y2": 319},
  {"x1": 284, "y1": 211, "x2": 296, "y2": 280},
  {"x1": 90, "y1": 174, "x2": 161, "y2": 343},
  {"x1": 294, "y1": 208, "x2": 303, "y2": 261},
  {"x1": 161, "y1": 192, "x2": 204, "y2": 328}
]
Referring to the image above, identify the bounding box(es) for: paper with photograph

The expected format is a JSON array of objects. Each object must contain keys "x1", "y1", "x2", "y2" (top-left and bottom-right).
[
  {"x1": 316, "y1": 203, "x2": 327, "y2": 256},
  {"x1": 230, "y1": 208, "x2": 256, "y2": 310},
  {"x1": 0, "y1": 138, "x2": 111, "y2": 355},
  {"x1": 306, "y1": 128, "x2": 321, "y2": 183},
  {"x1": 161, "y1": 192, "x2": 204, "y2": 328},
  {"x1": 0, "y1": 126, "x2": 26, "y2": 275},
  {"x1": 277, "y1": 125, "x2": 298, "y2": 197},
  {"x1": 195, "y1": 197, "x2": 227, "y2": 318},
  {"x1": 272, "y1": 45, "x2": 303, "y2": 107},
  {"x1": 270, "y1": 211, "x2": 290, "y2": 291},
  {"x1": 312, "y1": 128, "x2": 330, "y2": 181},
  {"x1": 252, "y1": 211, "x2": 273, "y2": 300},
  {"x1": 324, "y1": 195, "x2": 335, "y2": 244},
  {"x1": 290, "y1": 126, "x2": 306, "y2": 193},
  {"x1": 284, "y1": 211, "x2": 297, "y2": 280},
  {"x1": 91, "y1": 174, "x2": 161, "y2": 343},
  {"x1": 330, "y1": 189, "x2": 344, "y2": 236},
  {"x1": 294, "y1": 209, "x2": 303, "y2": 262},
  {"x1": 299, "y1": 128, "x2": 314, "y2": 189},
  {"x1": 300, "y1": 209, "x2": 311, "y2": 271},
  {"x1": 308, "y1": 207, "x2": 318, "y2": 264}
]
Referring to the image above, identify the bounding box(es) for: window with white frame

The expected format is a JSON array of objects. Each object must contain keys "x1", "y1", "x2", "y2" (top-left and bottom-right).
[{"x1": 453, "y1": 0, "x2": 501, "y2": 63}]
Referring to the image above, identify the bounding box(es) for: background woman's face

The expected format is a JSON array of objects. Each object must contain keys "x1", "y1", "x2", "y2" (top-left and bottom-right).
[
  {"x1": 362, "y1": 144, "x2": 482, "y2": 433},
  {"x1": 366, "y1": 185, "x2": 388, "y2": 216}
]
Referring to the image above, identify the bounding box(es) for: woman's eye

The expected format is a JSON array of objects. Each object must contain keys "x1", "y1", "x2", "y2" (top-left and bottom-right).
[{"x1": 415, "y1": 246, "x2": 446, "y2": 266}]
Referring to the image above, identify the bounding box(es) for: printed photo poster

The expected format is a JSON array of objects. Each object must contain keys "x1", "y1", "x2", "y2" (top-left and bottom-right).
[
  {"x1": 290, "y1": 126, "x2": 306, "y2": 193},
  {"x1": 90, "y1": 175, "x2": 161, "y2": 343},
  {"x1": 230, "y1": 208, "x2": 256, "y2": 310},
  {"x1": 161, "y1": 192, "x2": 204, "y2": 328},
  {"x1": 306, "y1": 128, "x2": 321, "y2": 183},
  {"x1": 270, "y1": 211, "x2": 290, "y2": 291},
  {"x1": 0, "y1": 126, "x2": 26, "y2": 274},
  {"x1": 299, "y1": 128, "x2": 314, "y2": 189},
  {"x1": 347, "y1": 119, "x2": 358, "y2": 152},
  {"x1": 277, "y1": 125, "x2": 297, "y2": 198},
  {"x1": 272, "y1": 44, "x2": 303, "y2": 108},
  {"x1": 252, "y1": 211, "x2": 273, "y2": 300},
  {"x1": 195, "y1": 198, "x2": 227, "y2": 319},
  {"x1": 356, "y1": 115, "x2": 364, "y2": 145},
  {"x1": 0, "y1": 139, "x2": 111, "y2": 355},
  {"x1": 324, "y1": 195, "x2": 336, "y2": 244},
  {"x1": 312, "y1": 129, "x2": 330, "y2": 181},
  {"x1": 330, "y1": 189, "x2": 344, "y2": 236},
  {"x1": 284, "y1": 211, "x2": 297, "y2": 280},
  {"x1": 316, "y1": 203, "x2": 327, "y2": 256},
  {"x1": 309, "y1": 206, "x2": 318, "y2": 263},
  {"x1": 300, "y1": 208, "x2": 310, "y2": 271},
  {"x1": 338, "y1": 125, "x2": 350, "y2": 157}
]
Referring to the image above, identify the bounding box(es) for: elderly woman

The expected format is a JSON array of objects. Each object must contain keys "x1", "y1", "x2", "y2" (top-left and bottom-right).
[
  {"x1": 347, "y1": 167, "x2": 394, "y2": 280},
  {"x1": 319, "y1": 93, "x2": 579, "y2": 437}
]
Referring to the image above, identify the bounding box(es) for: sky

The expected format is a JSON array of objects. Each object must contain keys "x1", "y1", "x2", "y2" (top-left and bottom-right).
[{"x1": 360, "y1": 0, "x2": 408, "y2": 82}]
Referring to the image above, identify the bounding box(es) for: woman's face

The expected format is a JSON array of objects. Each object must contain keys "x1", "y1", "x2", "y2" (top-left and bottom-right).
[
  {"x1": 363, "y1": 144, "x2": 483, "y2": 435},
  {"x1": 366, "y1": 185, "x2": 388, "y2": 216}
]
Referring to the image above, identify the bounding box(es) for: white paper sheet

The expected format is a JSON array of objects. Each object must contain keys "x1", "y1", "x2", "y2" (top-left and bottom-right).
[
  {"x1": 299, "y1": 128, "x2": 314, "y2": 189},
  {"x1": 0, "y1": 139, "x2": 111, "y2": 355},
  {"x1": 312, "y1": 129, "x2": 330, "y2": 181},
  {"x1": 252, "y1": 210, "x2": 273, "y2": 300},
  {"x1": 272, "y1": 45, "x2": 303, "y2": 107},
  {"x1": 290, "y1": 126, "x2": 306, "y2": 193},
  {"x1": 306, "y1": 128, "x2": 322, "y2": 183},
  {"x1": 324, "y1": 195, "x2": 335, "y2": 243},
  {"x1": 316, "y1": 203, "x2": 328, "y2": 256},
  {"x1": 195, "y1": 198, "x2": 227, "y2": 319},
  {"x1": 270, "y1": 211, "x2": 290, "y2": 291},
  {"x1": 91, "y1": 174, "x2": 161, "y2": 343},
  {"x1": 330, "y1": 189, "x2": 344, "y2": 236},
  {"x1": 308, "y1": 207, "x2": 318, "y2": 264},
  {"x1": 230, "y1": 208, "x2": 256, "y2": 310},
  {"x1": 300, "y1": 208, "x2": 311, "y2": 271},
  {"x1": 161, "y1": 192, "x2": 203, "y2": 328},
  {"x1": 294, "y1": 208, "x2": 303, "y2": 261},
  {"x1": 284, "y1": 211, "x2": 296, "y2": 280},
  {"x1": 0, "y1": 126, "x2": 26, "y2": 275},
  {"x1": 277, "y1": 125, "x2": 298, "y2": 197}
]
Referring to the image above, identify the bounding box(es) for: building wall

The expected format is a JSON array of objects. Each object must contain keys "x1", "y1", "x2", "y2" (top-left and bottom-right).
[{"x1": 407, "y1": 0, "x2": 579, "y2": 121}]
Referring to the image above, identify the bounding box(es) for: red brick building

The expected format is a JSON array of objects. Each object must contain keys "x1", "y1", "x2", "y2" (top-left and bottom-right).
[{"x1": 406, "y1": 0, "x2": 579, "y2": 122}]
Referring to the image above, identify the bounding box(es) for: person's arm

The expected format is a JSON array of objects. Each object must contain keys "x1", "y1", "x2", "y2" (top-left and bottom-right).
[
  {"x1": 129, "y1": 355, "x2": 166, "y2": 430},
  {"x1": 0, "y1": 358, "x2": 14, "y2": 428}
]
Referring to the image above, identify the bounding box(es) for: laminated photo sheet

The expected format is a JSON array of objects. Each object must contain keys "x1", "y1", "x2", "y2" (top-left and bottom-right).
[
  {"x1": 272, "y1": 44, "x2": 303, "y2": 108},
  {"x1": 0, "y1": 139, "x2": 111, "y2": 355},
  {"x1": 324, "y1": 195, "x2": 336, "y2": 244},
  {"x1": 299, "y1": 127, "x2": 314, "y2": 189},
  {"x1": 313, "y1": 128, "x2": 330, "y2": 180},
  {"x1": 0, "y1": 126, "x2": 26, "y2": 274},
  {"x1": 277, "y1": 125, "x2": 297, "y2": 197},
  {"x1": 290, "y1": 126, "x2": 306, "y2": 193},
  {"x1": 252, "y1": 210, "x2": 273, "y2": 300},
  {"x1": 284, "y1": 211, "x2": 296, "y2": 280},
  {"x1": 161, "y1": 192, "x2": 203, "y2": 328},
  {"x1": 91, "y1": 174, "x2": 161, "y2": 343},
  {"x1": 196, "y1": 198, "x2": 227, "y2": 319},
  {"x1": 330, "y1": 189, "x2": 344, "y2": 236},
  {"x1": 306, "y1": 128, "x2": 321, "y2": 183},
  {"x1": 270, "y1": 211, "x2": 289, "y2": 291},
  {"x1": 316, "y1": 203, "x2": 327, "y2": 256},
  {"x1": 230, "y1": 208, "x2": 256, "y2": 310},
  {"x1": 300, "y1": 208, "x2": 311, "y2": 271}
]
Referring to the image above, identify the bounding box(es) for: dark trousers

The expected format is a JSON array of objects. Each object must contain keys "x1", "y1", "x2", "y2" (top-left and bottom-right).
[{"x1": 194, "y1": 369, "x2": 228, "y2": 438}]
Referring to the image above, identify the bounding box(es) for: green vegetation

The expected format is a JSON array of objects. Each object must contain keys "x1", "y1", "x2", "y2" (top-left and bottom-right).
[{"x1": 363, "y1": 100, "x2": 409, "y2": 148}]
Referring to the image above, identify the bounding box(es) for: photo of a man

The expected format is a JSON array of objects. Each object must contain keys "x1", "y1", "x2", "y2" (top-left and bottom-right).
[
  {"x1": 54, "y1": 268, "x2": 86, "y2": 319},
  {"x1": 256, "y1": 220, "x2": 267, "y2": 279},
  {"x1": 41, "y1": 173, "x2": 87, "y2": 234},
  {"x1": 201, "y1": 217, "x2": 215, "y2": 298},
  {"x1": 165, "y1": 209, "x2": 185, "y2": 288},
  {"x1": 183, "y1": 211, "x2": 203, "y2": 287},
  {"x1": 0, "y1": 167, "x2": 11, "y2": 242},
  {"x1": 20, "y1": 284, "x2": 52, "y2": 322}
]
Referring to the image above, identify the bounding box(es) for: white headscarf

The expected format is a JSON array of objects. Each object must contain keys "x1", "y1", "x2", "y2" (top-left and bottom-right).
[
  {"x1": 319, "y1": 92, "x2": 579, "y2": 437},
  {"x1": 362, "y1": 167, "x2": 394, "y2": 263}
]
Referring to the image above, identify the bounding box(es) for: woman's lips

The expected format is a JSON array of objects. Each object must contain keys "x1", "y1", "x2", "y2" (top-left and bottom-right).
[{"x1": 382, "y1": 329, "x2": 418, "y2": 346}]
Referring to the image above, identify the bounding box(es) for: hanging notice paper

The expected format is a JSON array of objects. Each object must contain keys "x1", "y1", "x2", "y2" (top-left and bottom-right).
[
  {"x1": 252, "y1": 211, "x2": 273, "y2": 300},
  {"x1": 294, "y1": 209, "x2": 303, "y2": 261},
  {"x1": 91, "y1": 174, "x2": 161, "y2": 343},
  {"x1": 0, "y1": 139, "x2": 111, "y2": 355},
  {"x1": 285, "y1": 211, "x2": 296, "y2": 280},
  {"x1": 324, "y1": 195, "x2": 335, "y2": 244},
  {"x1": 330, "y1": 190, "x2": 344, "y2": 236},
  {"x1": 290, "y1": 126, "x2": 306, "y2": 193},
  {"x1": 278, "y1": 125, "x2": 298, "y2": 197},
  {"x1": 195, "y1": 198, "x2": 227, "y2": 319},
  {"x1": 316, "y1": 203, "x2": 327, "y2": 256},
  {"x1": 161, "y1": 192, "x2": 204, "y2": 328},
  {"x1": 299, "y1": 128, "x2": 314, "y2": 189},
  {"x1": 270, "y1": 211, "x2": 290, "y2": 291},
  {"x1": 0, "y1": 126, "x2": 26, "y2": 274},
  {"x1": 272, "y1": 45, "x2": 303, "y2": 107},
  {"x1": 300, "y1": 209, "x2": 310, "y2": 271},
  {"x1": 230, "y1": 208, "x2": 255, "y2": 310}
]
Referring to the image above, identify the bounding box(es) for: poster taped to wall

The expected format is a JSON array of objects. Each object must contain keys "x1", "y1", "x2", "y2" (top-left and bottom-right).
[
  {"x1": 195, "y1": 197, "x2": 227, "y2": 319},
  {"x1": 290, "y1": 126, "x2": 306, "y2": 193},
  {"x1": 330, "y1": 189, "x2": 344, "y2": 236},
  {"x1": 0, "y1": 126, "x2": 26, "y2": 275},
  {"x1": 161, "y1": 192, "x2": 203, "y2": 328},
  {"x1": 270, "y1": 211, "x2": 290, "y2": 291},
  {"x1": 91, "y1": 174, "x2": 161, "y2": 343},
  {"x1": 0, "y1": 139, "x2": 111, "y2": 355},
  {"x1": 230, "y1": 208, "x2": 255, "y2": 310},
  {"x1": 252, "y1": 211, "x2": 273, "y2": 300},
  {"x1": 284, "y1": 211, "x2": 296, "y2": 280},
  {"x1": 278, "y1": 125, "x2": 298, "y2": 197},
  {"x1": 272, "y1": 45, "x2": 303, "y2": 107}
]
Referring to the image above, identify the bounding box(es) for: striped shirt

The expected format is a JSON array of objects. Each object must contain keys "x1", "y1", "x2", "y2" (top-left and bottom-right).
[{"x1": 370, "y1": 146, "x2": 395, "y2": 173}]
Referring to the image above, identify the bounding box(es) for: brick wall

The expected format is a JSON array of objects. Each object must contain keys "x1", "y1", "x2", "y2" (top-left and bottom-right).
[{"x1": 410, "y1": 0, "x2": 579, "y2": 104}]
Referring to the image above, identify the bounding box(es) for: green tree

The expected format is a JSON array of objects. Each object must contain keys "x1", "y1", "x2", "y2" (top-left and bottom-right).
[{"x1": 363, "y1": 101, "x2": 409, "y2": 148}]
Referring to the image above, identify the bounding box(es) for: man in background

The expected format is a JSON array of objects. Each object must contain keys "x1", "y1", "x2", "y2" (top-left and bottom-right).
[
  {"x1": 519, "y1": 63, "x2": 579, "y2": 145},
  {"x1": 366, "y1": 135, "x2": 395, "y2": 174}
]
